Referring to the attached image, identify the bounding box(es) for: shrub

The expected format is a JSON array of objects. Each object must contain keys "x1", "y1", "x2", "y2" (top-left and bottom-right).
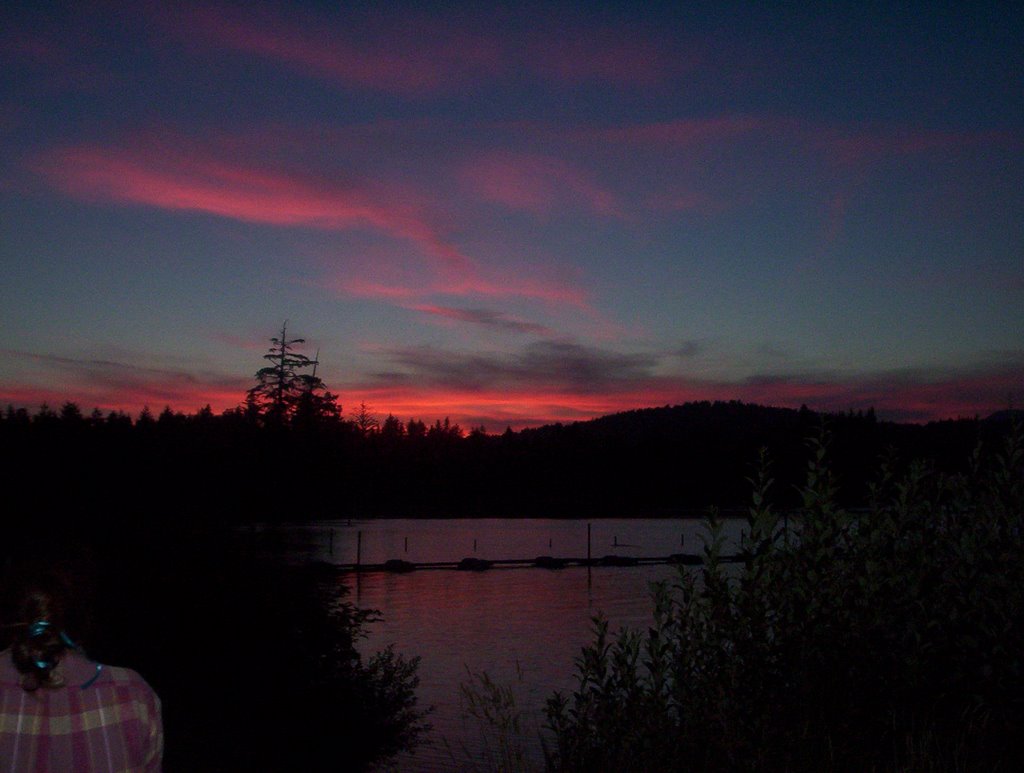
[{"x1": 546, "y1": 423, "x2": 1024, "y2": 772}]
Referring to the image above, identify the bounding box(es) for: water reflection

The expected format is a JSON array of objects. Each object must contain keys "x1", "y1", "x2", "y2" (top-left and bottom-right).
[
  {"x1": 354, "y1": 563, "x2": 680, "y2": 771},
  {"x1": 285, "y1": 518, "x2": 745, "y2": 771}
]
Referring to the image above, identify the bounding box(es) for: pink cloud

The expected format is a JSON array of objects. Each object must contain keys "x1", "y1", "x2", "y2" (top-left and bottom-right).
[
  {"x1": 410, "y1": 305, "x2": 553, "y2": 336},
  {"x1": 460, "y1": 152, "x2": 620, "y2": 216},
  {"x1": 37, "y1": 142, "x2": 472, "y2": 268},
  {"x1": 166, "y1": 5, "x2": 685, "y2": 96},
  {"x1": 174, "y1": 5, "x2": 504, "y2": 96},
  {"x1": 34, "y1": 136, "x2": 593, "y2": 306},
  {"x1": 333, "y1": 272, "x2": 589, "y2": 308}
]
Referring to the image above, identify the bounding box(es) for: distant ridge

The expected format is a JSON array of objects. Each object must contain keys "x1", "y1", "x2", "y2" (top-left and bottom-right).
[
  {"x1": 0, "y1": 397, "x2": 1008, "y2": 521},
  {"x1": 984, "y1": 408, "x2": 1024, "y2": 424}
]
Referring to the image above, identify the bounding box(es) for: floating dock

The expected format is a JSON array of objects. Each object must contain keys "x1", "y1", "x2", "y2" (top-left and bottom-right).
[{"x1": 329, "y1": 553, "x2": 742, "y2": 573}]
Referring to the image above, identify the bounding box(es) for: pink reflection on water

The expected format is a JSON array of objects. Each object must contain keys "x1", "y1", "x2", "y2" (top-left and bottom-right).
[{"x1": 291, "y1": 518, "x2": 746, "y2": 770}]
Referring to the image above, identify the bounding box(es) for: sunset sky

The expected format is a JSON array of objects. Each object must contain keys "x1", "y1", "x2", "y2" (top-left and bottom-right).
[{"x1": 2, "y1": 2, "x2": 1021, "y2": 429}]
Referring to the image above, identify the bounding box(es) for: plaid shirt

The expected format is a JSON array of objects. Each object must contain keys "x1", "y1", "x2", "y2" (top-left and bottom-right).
[{"x1": 0, "y1": 650, "x2": 162, "y2": 772}]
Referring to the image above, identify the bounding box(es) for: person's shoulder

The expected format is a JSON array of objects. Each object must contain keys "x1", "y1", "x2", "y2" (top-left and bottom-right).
[
  {"x1": 102, "y1": 663, "x2": 160, "y2": 704},
  {"x1": 104, "y1": 663, "x2": 153, "y2": 687}
]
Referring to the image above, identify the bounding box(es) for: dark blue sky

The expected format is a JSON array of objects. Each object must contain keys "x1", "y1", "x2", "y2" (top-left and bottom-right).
[{"x1": 2, "y1": 2, "x2": 1021, "y2": 427}]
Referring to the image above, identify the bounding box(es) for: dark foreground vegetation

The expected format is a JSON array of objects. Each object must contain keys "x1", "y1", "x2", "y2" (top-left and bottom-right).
[
  {"x1": 0, "y1": 399, "x2": 1008, "y2": 519},
  {"x1": 0, "y1": 522, "x2": 428, "y2": 771},
  {"x1": 545, "y1": 421, "x2": 1024, "y2": 772}
]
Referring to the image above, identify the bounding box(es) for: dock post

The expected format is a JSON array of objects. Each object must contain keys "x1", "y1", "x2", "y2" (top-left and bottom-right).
[
  {"x1": 404, "y1": 536, "x2": 408, "y2": 553},
  {"x1": 473, "y1": 538, "x2": 477, "y2": 552},
  {"x1": 357, "y1": 530, "x2": 362, "y2": 569},
  {"x1": 587, "y1": 523, "x2": 592, "y2": 563},
  {"x1": 329, "y1": 529, "x2": 334, "y2": 556}
]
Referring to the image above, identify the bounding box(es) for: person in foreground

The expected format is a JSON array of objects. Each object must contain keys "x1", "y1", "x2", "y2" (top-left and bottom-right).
[{"x1": 0, "y1": 574, "x2": 163, "y2": 772}]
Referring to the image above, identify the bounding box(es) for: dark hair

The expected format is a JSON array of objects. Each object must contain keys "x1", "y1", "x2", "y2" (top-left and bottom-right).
[
  {"x1": 11, "y1": 586, "x2": 71, "y2": 691},
  {"x1": 3, "y1": 557, "x2": 96, "y2": 693}
]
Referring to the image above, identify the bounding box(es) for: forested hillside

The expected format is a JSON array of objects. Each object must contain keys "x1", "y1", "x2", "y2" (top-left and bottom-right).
[{"x1": 1, "y1": 400, "x2": 1004, "y2": 525}]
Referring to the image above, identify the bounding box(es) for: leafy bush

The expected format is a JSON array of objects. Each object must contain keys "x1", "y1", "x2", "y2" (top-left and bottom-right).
[
  {"x1": 546, "y1": 423, "x2": 1024, "y2": 772},
  {"x1": 2, "y1": 525, "x2": 429, "y2": 772}
]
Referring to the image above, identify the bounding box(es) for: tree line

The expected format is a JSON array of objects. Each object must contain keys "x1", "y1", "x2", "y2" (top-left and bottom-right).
[
  {"x1": 0, "y1": 324, "x2": 1010, "y2": 522},
  {"x1": 0, "y1": 394, "x2": 1005, "y2": 524}
]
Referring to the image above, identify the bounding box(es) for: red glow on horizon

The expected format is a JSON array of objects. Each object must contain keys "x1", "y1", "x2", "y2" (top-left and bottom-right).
[
  {"x1": 4, "y1": 356, "x2": 1018, "y2": 431},
  {"x1": 1, "y1": 377, "x2": 1012, "y2": 431},
  {"x1": 0, "y1": 383, "x2": 246, "y2": 418}
]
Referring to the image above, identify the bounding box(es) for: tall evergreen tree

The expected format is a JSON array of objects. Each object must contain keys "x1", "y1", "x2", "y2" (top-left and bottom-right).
[{"x1": 247, "y1": 322, "x2": 338, "y2": 425}]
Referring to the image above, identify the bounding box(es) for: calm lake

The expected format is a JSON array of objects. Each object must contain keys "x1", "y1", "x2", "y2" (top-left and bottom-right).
[{"x1": 284, "y1": 518, "x2": 745, "y2": 771}]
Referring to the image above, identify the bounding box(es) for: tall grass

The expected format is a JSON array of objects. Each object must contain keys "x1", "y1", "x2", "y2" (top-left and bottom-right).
[{"x1": 448, "y1": 665, "x2": 538, "y2": 773}]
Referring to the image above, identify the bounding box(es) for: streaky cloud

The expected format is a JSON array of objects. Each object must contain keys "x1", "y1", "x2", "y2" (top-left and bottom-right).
[
  {"x1": 34, "y1": 135, "x2": 592, "y2": 307},
  {"x1": 374, "y1": 341, "x2": 660, "y2": 393},
  {"x1": 35, "y1": 142, "x2": 473, "y2": 272},
  {"x1": 411, "y1": 305, "x2": 553, "y2": 336},
  {"x1": 175, "y1": 4, "x2": 504, "y2": 96},
  {"x1": 334, "y1": 274, "x2": 590, "y2": 307},
  {"x1": 169, "y1": 4, "x2": 685, "y2": 96},
  {"x1": 0, "y1": 349, "x2": 249, "y2": 413}
]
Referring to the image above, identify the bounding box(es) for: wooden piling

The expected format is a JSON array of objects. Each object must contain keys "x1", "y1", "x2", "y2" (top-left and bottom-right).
[
  {"x1": 587, "y1": 523, "x2": 591, "y2": 562},
  {"x1": 357, "y1": 530, "x2": 362, "y2": 569}
]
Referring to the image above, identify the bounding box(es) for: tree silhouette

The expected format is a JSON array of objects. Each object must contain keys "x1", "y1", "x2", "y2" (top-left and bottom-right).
[
  {"x1": 351, "y1": 401, "x2": 379, "y2": 436},
  {"x1": 247, "y1": 322, "x2": 338, "y2": 426}
]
